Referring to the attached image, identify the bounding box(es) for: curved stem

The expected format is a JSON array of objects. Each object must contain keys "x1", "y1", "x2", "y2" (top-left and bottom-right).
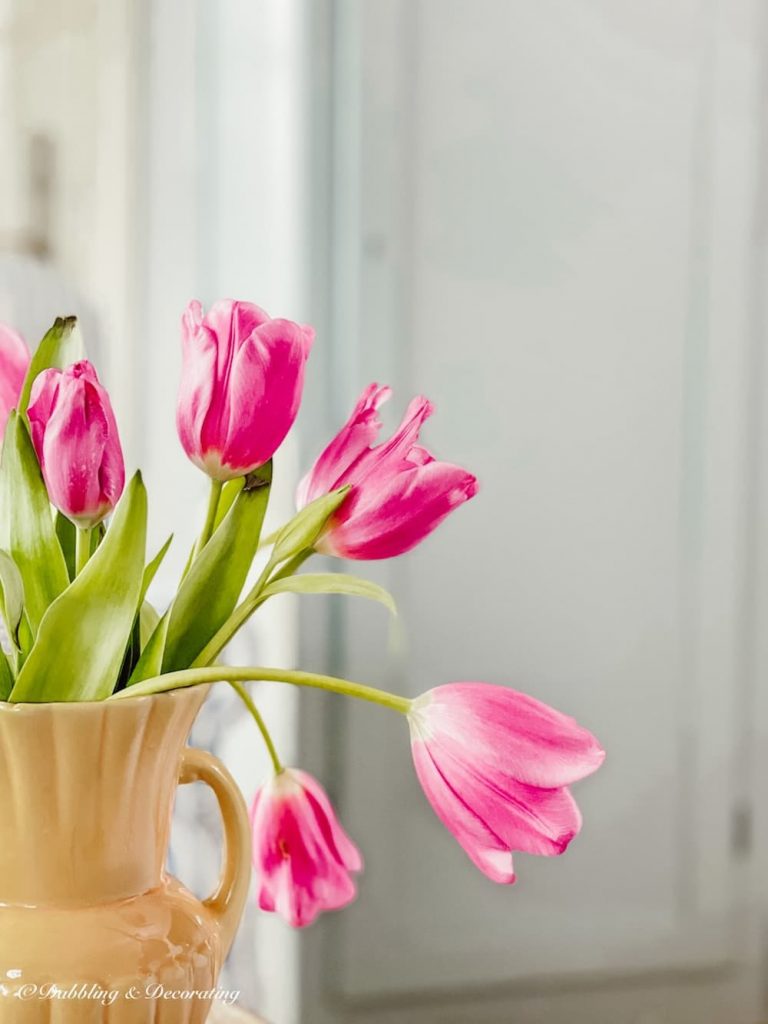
[
  {"x1": 229, "y1": 679, "x2": 282, "y2": 773},
  {"x1": 114, "y1": 665, "x2": 413, "y2": 714}
]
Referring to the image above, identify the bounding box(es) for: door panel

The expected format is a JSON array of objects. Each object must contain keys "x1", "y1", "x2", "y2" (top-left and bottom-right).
[{"x1": 301, "y1": 0, "x2": 763, "y2": 1019}]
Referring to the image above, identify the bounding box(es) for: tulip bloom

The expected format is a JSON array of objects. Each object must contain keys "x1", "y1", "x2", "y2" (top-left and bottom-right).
[
  {"x1": 250, "y1": 768, "x2": 362, "y2": 928},
  {"x1": 177, "y1": 299, "x2": 315, "y2": 481},
  {"x1": 27, "y1": 361, "x2": 125, "y2": 528},
  {"x1": 408, "y1": 683, "x2": 604, "y2": 883},
  {"x1": 0, "y1": 323, "x2": 30, "y2": 436},
  {"x1": 296, "y1": 384, "x2": 478, "y2": 559}
]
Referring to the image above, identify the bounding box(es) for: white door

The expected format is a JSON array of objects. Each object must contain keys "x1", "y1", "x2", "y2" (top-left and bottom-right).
[{"x1": 298, "y1": 2, "x2": 768, "y2": 1021}]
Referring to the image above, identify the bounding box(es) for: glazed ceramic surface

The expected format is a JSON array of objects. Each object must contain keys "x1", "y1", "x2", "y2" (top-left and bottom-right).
[{"x1": 0, "y1": 685, "x2": 251, "y2": 1022}]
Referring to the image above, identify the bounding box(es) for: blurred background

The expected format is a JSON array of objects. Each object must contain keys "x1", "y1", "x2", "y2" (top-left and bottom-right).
[{"x1": 1, "y1": 1, "x2": 766, "y2": 1022}]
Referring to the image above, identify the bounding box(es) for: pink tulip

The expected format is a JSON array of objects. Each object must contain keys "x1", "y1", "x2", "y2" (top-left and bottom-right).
[
  {"x1": 296, "y1": 384, "x2": 478, "y2": 559},
  {"x1": 177, "y1": 299, "x2": 315, "y2": 481},
  {"x1": 250, "y1": 767, "x2": 362, "y2": 928},
  {"x1": 0, "y1": 323, "x2": 30, "y2": 436},
  {"x1": 27, "y1": 361, "x2": 125, "y2": 528},
  {"x1": 408, "y1": 683, "x2": 604, "y2": 883}
]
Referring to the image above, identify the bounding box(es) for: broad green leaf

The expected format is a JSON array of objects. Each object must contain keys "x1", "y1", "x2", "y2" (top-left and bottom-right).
[
  {"x1": 141, "y1": 535, "x2": 173, "y2": 603},
  {"x1": 10, "y1": 472, "x2": 148, "y2": 702},
  {"x1": 0, "y1": 413, "x2": 69, "y2": 631},
  {"x1": 0, "y1": 650, "x2": 12, "y2": 701},
  {"x1": 18, "y1": 317, "x2": 82, "y2": 415},
  {"x1": 0, "y1": 550, "x2": 25, "y2": 649},
  {"x1": 271, "y1": 486, "x2": 350, "y2": 564},
  {"x1": 157, "y1": 462, "x2": 273, "y2": 676},
  {"x1": 260, "y1": 572, "x2": 397, "y2": 615}
]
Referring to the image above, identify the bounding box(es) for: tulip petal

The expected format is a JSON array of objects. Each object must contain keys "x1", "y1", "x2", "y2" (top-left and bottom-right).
[
  {"x1": 220, "y1": 319, "x2": 313, "y2": 473},
  {"x1": 426, "y1": 683, "x2": 605, "y2": 789},
  {"x1": 293, "y1": 768, "x2": 364, "y2": 872},
  {"x1": 411, "y1": 739, "x2": 516, "y2": 884},
  {"x1": 0, "y1": 324, "x2": 30, "y2": 434},
  {"x1": 321, "y1": 460, "x2": 478, "y2": 559},
  {"x1": 297, "y1": 387, "x2": 479, "y2": 561},
  {"x1": 296, "y1": 383, "x2": 391, "y2": 507},
  {"x1": 198, "y1": 300, "x2": 271, "y2": 459},
  {"x1": 28, "y1": 361, "x2": 125, "y2": 527},
  {"x1": 177, "y1": 300, "x2": 314, "y2": 479},
  {"x1": 41, "y1": 378, "x2": 108, "y2": 519},
  {"x1": 250, "y1": 768, "x2": 362, "y2": 928},
  {"x1": 344, "y1": 395, "x2": 435, "y2": 490},
  {"x1": 177, "y1": 301, "x2": 217, "y2": 470},
  {"x1": 426, "y1": 738, "x2": 582, "y2": 855}
]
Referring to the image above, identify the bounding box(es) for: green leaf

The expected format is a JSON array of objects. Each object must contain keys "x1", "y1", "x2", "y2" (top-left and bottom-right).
[
  {"x1": 0, "y1": 413, "x2": 69, "y2": 632},
  {"x1": 18, "y1": 317, "x2": 82, "y2": 416},
  {"x1": 129, "y1": 609, "x2": 170, "y2": 684},
  {"x1": 271, "y1": 486, "x2": 350, "y2": 564},
  {"x1": 260, "y1": 572, "x2": 397, "y2": 615},
  {"x1": 141, "y1": 535, "x2": 173, "y2": 604},
  {"x1": 214, "y1": 478, "x2": 244, "y2": 530},
  {"x1": 54, "y1": 512, "x2": 76, "y2": 580},
  {"x1": 10, "y1": 472, "x2": 148, "y2": 702},
  {"x1": 16, "y1": 615, "x2": 33, "y2": 660},
  {"x1": 0, "y1": 650, "x2": 13, "y2": 701},
  {"x1": 115, "y1": 536, "x2": 173, "y2": 690},
  {"x1": 0, "y1": 550, "x2": 25, "y2": 649},
  {"x1": 156, "y1": 462, "x2": 273, "y2": 676},
  {"x1": 139, "y1": 601, "x2": 161, "y2": 647}
]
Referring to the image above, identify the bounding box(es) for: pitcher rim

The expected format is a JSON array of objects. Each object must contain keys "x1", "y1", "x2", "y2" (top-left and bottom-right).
[{"x1": 0, "y1": 682, "x2": 212, "y2": 713}]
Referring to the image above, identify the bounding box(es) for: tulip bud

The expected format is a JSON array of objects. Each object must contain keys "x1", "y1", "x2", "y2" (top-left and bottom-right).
[
  {"x1": 0, "y1": 323, "x2": 30, "y2": 437},
  {"x1": 296, "y1": 384, "x2": 478, "y2": 559},
  {"x1": 408, "y1": 683, "x2": 605, "y2": 883},
  {"x1": 250, "y1": 767, "x2": 362, "y2": 927},
  {"x1": 27, "y1": 360, "x2": 125, "y2": 528},
  {"x1": 177, "y1": 299, "x2": 314, "y2": 481}
]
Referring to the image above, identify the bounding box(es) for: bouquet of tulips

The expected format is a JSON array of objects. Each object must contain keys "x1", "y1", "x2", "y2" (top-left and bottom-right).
[{"x1": 0, "y1": 301, "x2": 604, "y2": 927}]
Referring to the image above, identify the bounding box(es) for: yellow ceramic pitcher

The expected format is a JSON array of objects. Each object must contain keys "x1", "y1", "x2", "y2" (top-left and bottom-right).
[{"x1": 0, "y1": 684, "x2": 251, "y2": 1022}]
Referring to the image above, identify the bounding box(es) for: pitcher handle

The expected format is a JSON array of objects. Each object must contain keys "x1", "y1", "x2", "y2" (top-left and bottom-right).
[{"x1": 179, "y1": 746, "x2": 252, "y2": 959}]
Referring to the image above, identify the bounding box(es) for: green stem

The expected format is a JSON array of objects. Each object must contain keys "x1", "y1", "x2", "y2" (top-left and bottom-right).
[
  {"x1": 114, "y1": 665, "x2": 413, "y2": 714},
  {"x1": 269, "y1": 550, "x2": 311, "y2": 584},
  {"x1": 191, "y1": 479, "x2": 223, "y2": 563},
  {"x1": 229, "y1": 679, "x2": 283, "y2": 773},
  {"x1": 191, "y1": 550, "x2": 312, "y2": 668},
  {"x1": 75, "y1": 527, "x2": 92, "y2": 576}
]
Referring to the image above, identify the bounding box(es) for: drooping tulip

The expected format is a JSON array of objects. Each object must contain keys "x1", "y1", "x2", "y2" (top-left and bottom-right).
[
  {"x1": 408, "y1": 683, "x2": 604, "y2": 883},
  {"x1": 27, "y1": 360, "x2": 125, "y2": 527},
  {"x1": 250, "y1": 767, "x2": 362, "y2": 928},
  {"x1": 296, "y1": 384, "x2": 478, "y2": 559},
  {"x1": 177, "y1": 299, "x2": 315, "y2": 481},
  {"x1": 0, "y1": 323, "x2": 30, "y2": 436}
]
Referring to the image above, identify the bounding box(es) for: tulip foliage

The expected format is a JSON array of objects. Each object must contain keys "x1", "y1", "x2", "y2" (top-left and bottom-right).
[{"x1": 0, "y1": 301, "x2": 604, "y2": 929}]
